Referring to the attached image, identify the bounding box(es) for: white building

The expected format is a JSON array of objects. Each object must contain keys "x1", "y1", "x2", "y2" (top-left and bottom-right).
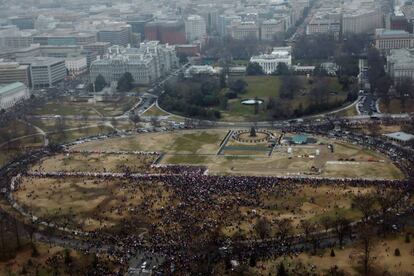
[
  {"x1": 184, "y1": 65, "x2": 220, "y2": 78},
  {"x1": 185, "y1": 15, "x2": 206, "y2": 43},
  {"x1": 0, "y1": 82, "x2": 30, "y2": 110},
  {"x1": 250, "y1": 46, "x2": 292, "y2": 74},
  {"x1": 387, "y1": 48, "x2": 414, "y2": 81},
  {"x1": 90, "y1": 41, "x2": 178, "y2": 85},
  {"x1": 65, "y1": 55, "x2": 88, "y2": 76}
]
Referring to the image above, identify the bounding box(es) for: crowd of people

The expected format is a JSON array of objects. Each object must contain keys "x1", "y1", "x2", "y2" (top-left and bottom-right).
[{"x1": 1, "y1": 117, "x2": 414, "y2": 273}]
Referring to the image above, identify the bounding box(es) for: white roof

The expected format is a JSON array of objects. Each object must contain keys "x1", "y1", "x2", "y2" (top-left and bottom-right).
[{"x1": 384, "y1": 132, "x2": 414, "y2": 142}]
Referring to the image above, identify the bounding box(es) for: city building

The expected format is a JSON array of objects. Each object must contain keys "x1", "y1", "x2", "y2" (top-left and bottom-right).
[
  {"x1": 260, "y1": 19, "x2": 285, "y2": 41},
  {"x1": 90, "y1": 42, "x2": 178, "y2": 86},
  {"x1": 386, "y1": 15, "x2": 412, "y2": 33},
  {"x1": 175, "y1": 44, "x2": 201, "y2": 57},
  {"x1": 342, "y1": 0, "x2": 383, "y2": 34},
  {"x1": 9, "y1": 16, "x2": 35, "y2": 30},
  {"x1": 144, "y1": 21, "x2": 186, "y2": 45},
  {"x1": 218, "y1": 14, "x2": 241, "y2": 36},
  {"x1": 126, "y1": 15, "x2": 154, "y2": 39},
  {"x1": 97, "y1": 24, "x2": 131, "y2": 46},
  {"x1": 386, "y1": 48, "x2": 414, "y2": 81},
  {"x1": 229, "y1": 21, "x2": 260, "y2": 40},
  {"x1": 82, "y1": 42, "x2": 111, "y2": 58},
  {"x1": 65, "y1": 55, "x2": 88, "y2": 76},
  {"x1": 375, "y1": 28, "x2": 414, "y2": 51},
  {"x1": 0, "y1": 62, "x2": 31, "y2": 87},
  {"x1": 306, "y1": 15, "x2": 341, "y2": 38},
  {"x1": 33, "y1": 31, "x2": 97, "y2": 46},
  {"x1": 250, "y1": 46, "x2": 292, "y2": 74},
  {"x1": 185, "y1": 15, "x2": 206, "y2": 43},
  {"x1": 0, "y1": 82, "x2": 30, "y2": 110},
  {"x1": 18, "y1": 57, "x2": 66, "y2": 88}
]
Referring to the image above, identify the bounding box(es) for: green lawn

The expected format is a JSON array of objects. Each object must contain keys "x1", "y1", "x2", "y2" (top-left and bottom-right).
[
  {"x1": 237, "y1": 76, "x2": 281, "y2": 99},
  {"x1": 220, "y1": 76, "x2": 348, "y2": 121},
  {"x1": 30, "y1": 97, "x2": 137, "y2": 117},
  {"x1": 163, "y1": 155, "x2": 207, "y2": 164},
  {"x1": 142, "y1": 105, "x2": 170, "y2": 117},
  {"x1": 30, "y1": 102, "x2": 98, "y2": 117}
]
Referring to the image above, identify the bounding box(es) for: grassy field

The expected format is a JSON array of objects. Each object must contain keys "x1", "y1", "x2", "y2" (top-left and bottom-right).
[
  {"x1": 70, "y1": 130, "x2": 402, "y2": 180},
  {"x1": 220, "y1": 76, "x2": 348, "y2": 121},
  {"x1": 30, "y1": 96, "x2": 137, "y2": 117},
  {"x1": 15, "y1": 177, "x2": 172, "y2": 232},
  {"x1": 0, "y1": 120, "x2": 38, "y2": 145},
  {"x1": 74, "y1": 129, "x2": 225, "y2": 155},
  {"x1": 142, "y1": 105, "x2": 170, "y2": 117}
]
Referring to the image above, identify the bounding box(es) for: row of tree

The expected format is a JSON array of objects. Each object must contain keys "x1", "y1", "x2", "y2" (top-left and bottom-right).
[
  {"x1": 92, "y1": 72, "x2": 134, "y2": 92},
  {"x1": 159, "y1": 77, "x2": 223, "y2": 120}
]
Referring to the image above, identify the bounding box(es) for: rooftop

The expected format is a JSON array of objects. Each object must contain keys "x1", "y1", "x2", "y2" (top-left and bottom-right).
[
  {"x1": 18, "y1": 56, "x2": 65, "y2": 66},
  {"x1": 384, "y1": 132, "x2": 414, "y2": 142},
  {"x1": 0, "y1": 82, "x2": 26, "y2": 95}
]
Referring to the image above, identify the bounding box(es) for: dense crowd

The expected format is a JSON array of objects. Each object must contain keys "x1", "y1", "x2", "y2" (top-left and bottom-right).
[{"x1": 1, "y1": 117, "x2": 414, "y2": 273}]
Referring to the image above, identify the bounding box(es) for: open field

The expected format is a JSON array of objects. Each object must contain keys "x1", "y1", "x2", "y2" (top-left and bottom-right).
[
  {"x1": 74, "y1": 129, "x2": 225, "y2": 155},
  {"x1": 69, "y1": 130, "x2": 403, "y2": 179},
  {"x1": 0, "y1": 120, "x2": 38, "y2": 145},
  {"x1": 14, "y1": 177, "x2": 172, "y2": 233},
  {"x1": 29, "y1": 96, "x2": 137, "y2": 117}
]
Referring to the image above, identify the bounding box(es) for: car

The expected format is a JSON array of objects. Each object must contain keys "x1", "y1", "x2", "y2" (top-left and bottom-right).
[{"x1": 141, "y1": 261, "x2": 147, "y2": 269}]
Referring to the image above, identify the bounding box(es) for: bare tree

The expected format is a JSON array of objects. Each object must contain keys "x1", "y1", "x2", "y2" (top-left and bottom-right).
[
  {"x1": 353, "y1": 194, "x2": 377, "y2": 224},
  {"x1": 254, "y1": 218, "x2": 271, "y2": 239},
  {"x1": 332, "y1": 214, "x2": 351, "y2": 248},
  {"x1": 129, "y1": 114, "x2": 141, "y2": 129},
  {"x1": 150, "y1": 117, "x2": 161, "y2": 127},
  {"x1": 353, "y1": 224, "x2": 378, "y2": 275}
]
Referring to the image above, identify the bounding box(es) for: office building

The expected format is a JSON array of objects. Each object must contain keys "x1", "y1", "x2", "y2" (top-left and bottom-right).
[
  {"x1": 387, "y1": 48, "x2": 414, "y2": 81},
  {"x1": 185, "y1": 15, "x2": 206, "y2": 43},
  {"x1": 144, "y1": 21, "x2": 186, "y2": 45},
  {"x1": 97, "y1": 24, "x2": 131, "y2": 46},
  {"x1": 0, "y1": 62, "x2": 31, "y2": 87},
  {"x1": 19, "y1": 57, "x2": 66, "y2": 88},
  {"x1": 260, "y1": 19, "x2": 285, "y2": 41},
  {"x1": 375, "y1": 29, "x2": 414, "y2": 51},
  {"x1": 230, "y1": 22, "x2": 260, "y2": 40}
]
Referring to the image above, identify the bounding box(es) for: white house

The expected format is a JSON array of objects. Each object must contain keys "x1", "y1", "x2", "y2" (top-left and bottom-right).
[{"x1": 250, "y1": 46, "x2": 292, "y2": 74}]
